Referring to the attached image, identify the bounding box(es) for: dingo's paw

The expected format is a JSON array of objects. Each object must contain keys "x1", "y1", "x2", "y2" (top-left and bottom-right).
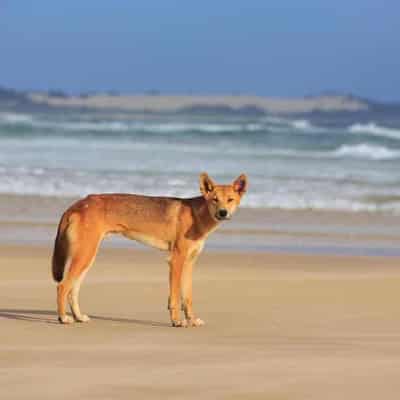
[
  {"x1": 171, "y1": 319, "x2": 188, "y2": 328},
  {"x1": 75, "y1": 314, "x2": 90, "y2": 323},
  {"x1": 58, "y1": 315, "x2": 74, "y2": 324},
  {"x1": 187, "y1": 317, "x2": 205, "y2": 327}
]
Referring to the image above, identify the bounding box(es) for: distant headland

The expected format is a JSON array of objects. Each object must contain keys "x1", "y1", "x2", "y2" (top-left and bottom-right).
[{"x1": 0, "y1": 86, "x2": 398, "y2": 115}]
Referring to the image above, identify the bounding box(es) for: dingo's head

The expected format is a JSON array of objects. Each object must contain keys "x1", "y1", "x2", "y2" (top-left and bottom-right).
[{"x1": 200, "y1": 172, "x2": 248, "y2": 221}]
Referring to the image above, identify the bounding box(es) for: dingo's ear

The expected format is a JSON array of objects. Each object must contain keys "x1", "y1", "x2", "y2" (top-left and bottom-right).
[
  {"x1": 200, "y1": 172, "x2": 216, "y2": 196},
  {"x1": 233, "y1": 174, "x2": 248, "y2": 196}
]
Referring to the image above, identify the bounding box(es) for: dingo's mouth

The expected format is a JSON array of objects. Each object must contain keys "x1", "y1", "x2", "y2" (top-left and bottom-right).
[{"x1": 215, "y1": 214, "x2": 231, "y2": 221}]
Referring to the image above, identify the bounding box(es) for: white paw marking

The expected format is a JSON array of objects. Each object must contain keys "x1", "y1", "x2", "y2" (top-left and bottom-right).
[
  {"x1": 76, "y1": 314, "x2": 90, "y2": 323},
  {"x1": 59, "y1": 315, "x2": 74, "y2": 324},
  {"x1": 189, "y1": 317, "x2": 205, "y2": 327},
  {"x1": 172, "y1": 319, "x2": 188, "y2": 328}
]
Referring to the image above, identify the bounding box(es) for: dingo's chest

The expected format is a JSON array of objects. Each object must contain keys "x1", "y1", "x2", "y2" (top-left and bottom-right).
[{"x1": 122, "y1": 231, "x2": 170, "y2": 251}]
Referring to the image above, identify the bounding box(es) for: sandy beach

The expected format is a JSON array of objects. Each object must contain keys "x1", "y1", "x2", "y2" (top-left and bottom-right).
[{"x1": 1, "y1": 239, "x2": 400, "y2": 399}]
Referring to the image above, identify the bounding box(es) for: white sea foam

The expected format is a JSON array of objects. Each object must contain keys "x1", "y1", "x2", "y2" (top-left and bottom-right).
[
  {"x1": 0, "y1": 112, "x2": 34, "y2": 124},
  {"x1": 333, "y1": 144, "x2": 400, "y2": 160},
  {"x1": 27, "y1": 120, "x2": 131, "y2": 132},
  {"x1": 0, "y1": 113, "x2": 133, "y2": 132},
  {"x1": 256, "y1": 144, "x2": 400, "y2": 161},
  {"x1": 1, "y1": 116, "x2": 263, "y2": 134},
  {"x1": 222, "y1": 145, "x2": 400, "y2": 161},
  {"x1": 138, "y1": 122, "x2": 258, "y2": 133},
  {"x1": 262, "y1": 116, "x2": 312, "y2": 129},
  {"x1": 348, "y1": 122, "x2": 400, "y2": 140},
  {"x1": 261, "y1": 116, "x2": 287, "y2": 124},
  {"x1": 290, "y1": 119, "x2": 312, "y2": 130},
  {"x1": 1, "y1": 176, "x2": 398, "y2": 213},
  {"x1": 58, "y1": 121, "x2": 130, "y2": 131},
  {"x1": 1, "y1": 164, "x2": 400, "y2": 213},
  {"x1": 0, "y1": 112, "x2": 325, "y2": 135},
  {"x1": 2, "y1": 111, "x2": 400, "y2": 214},
  {"x1": 273, "y1": 118, "x2": 325, "y2": 133}
]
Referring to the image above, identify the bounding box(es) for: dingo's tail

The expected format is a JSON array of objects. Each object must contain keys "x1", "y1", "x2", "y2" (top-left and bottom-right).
[{"x1": 52, "y1": 213, "x2": 71, "y2": 282}]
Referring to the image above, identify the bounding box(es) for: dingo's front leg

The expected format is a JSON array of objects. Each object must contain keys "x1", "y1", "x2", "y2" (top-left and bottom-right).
[
  {"x1": 168, "y1": 249, "x2": 187, "y2": 327},
  {"x1": 181, "y1": 256, "x2": 204, "y2": 327}
]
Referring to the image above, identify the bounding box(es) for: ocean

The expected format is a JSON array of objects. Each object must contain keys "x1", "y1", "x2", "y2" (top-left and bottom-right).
[{"x1": 1, "y1": 110, "x2": 400, "y2": 213}]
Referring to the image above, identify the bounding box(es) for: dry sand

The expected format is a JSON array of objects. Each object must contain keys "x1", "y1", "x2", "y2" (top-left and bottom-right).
[{"x1": 1, "y1": 244, "x2": 400, "y2": 399}]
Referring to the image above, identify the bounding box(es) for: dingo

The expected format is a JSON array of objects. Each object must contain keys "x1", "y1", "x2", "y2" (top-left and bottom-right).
[{"x1": 52, "y1": 173, "x2": 248, "y2": 327}]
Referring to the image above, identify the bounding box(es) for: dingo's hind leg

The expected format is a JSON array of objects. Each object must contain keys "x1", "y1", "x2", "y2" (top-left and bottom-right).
[
  {"x1": 57, "y1": 278, "x2": 74, "y2": 324},
  {"x1": 57, "y1": 233, "x2": 101, "y2": 324},
  {"x1": 69, "y1": 269, "x2": 91, "y2": 322}
]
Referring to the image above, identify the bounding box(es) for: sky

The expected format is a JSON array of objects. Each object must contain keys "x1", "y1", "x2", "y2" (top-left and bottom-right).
[{"x1": 1, "y1": 0, "x2": 399, "y2": 101}]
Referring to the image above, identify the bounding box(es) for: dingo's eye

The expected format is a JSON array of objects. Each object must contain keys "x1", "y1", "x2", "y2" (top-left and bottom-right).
[
  {"x1": 213, "y1": 197, "x2": 218, "y2": 203},
  {"x1": 228, "y1": 198, "x2": 234, "y2": 203}
]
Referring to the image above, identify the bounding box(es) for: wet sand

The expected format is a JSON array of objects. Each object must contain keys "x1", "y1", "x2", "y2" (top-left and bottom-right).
[{"x1": 1, "y1": 245, "x2": 400, "y2": 399}]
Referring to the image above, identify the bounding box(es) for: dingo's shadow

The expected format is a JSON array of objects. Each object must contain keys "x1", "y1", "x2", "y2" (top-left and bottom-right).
[{"x1": 0, "y1": 309, "x2": 169, "y2": 327}]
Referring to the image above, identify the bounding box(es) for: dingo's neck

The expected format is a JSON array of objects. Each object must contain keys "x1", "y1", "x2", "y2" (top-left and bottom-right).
[{"x1": 189, "y1": 196, "x2": 220, "y2": 237}]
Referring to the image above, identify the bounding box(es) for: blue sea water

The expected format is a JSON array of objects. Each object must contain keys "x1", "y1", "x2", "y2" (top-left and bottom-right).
[{"x1": 1, "y1": 110, "x2": 400, "y2": 213}]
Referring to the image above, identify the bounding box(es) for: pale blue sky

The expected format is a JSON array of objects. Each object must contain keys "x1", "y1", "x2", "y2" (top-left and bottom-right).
[{"x1": 1, "y1": 0, "x2": 399, "y2": 101}]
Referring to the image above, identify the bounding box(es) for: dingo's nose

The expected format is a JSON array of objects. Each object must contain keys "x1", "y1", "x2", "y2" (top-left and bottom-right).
[{"x1": 217, "y1": 209, "x2": 228, "y2": 219}]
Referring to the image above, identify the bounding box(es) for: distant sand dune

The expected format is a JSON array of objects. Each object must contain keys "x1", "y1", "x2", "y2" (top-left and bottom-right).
[{"x1": 28, "y1": 93, "x2": 368, "y2": 114}]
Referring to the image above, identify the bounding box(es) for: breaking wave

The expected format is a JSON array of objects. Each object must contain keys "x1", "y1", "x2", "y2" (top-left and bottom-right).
[
  {"x1": 0, "y1": 113, "x2": 265, "y2": 134},
  {"x1": 2, "y1": 109, "x2": 400, "y2": 213},
  {"x1": 348, "y1": 122, "x2": 400, "y2": 140},
  {"x1": 0, "y1": 112, "x2": 330, "y2": 135},
  {"x1": 0, "y1": 112, "x2": 34, "y2": 124},
  {"x1": 333, "y1": 144, "x2": 400, "y2": 160},
  {"x1": 290, "y1": 119, "x2": 313, "y2": 130}
]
